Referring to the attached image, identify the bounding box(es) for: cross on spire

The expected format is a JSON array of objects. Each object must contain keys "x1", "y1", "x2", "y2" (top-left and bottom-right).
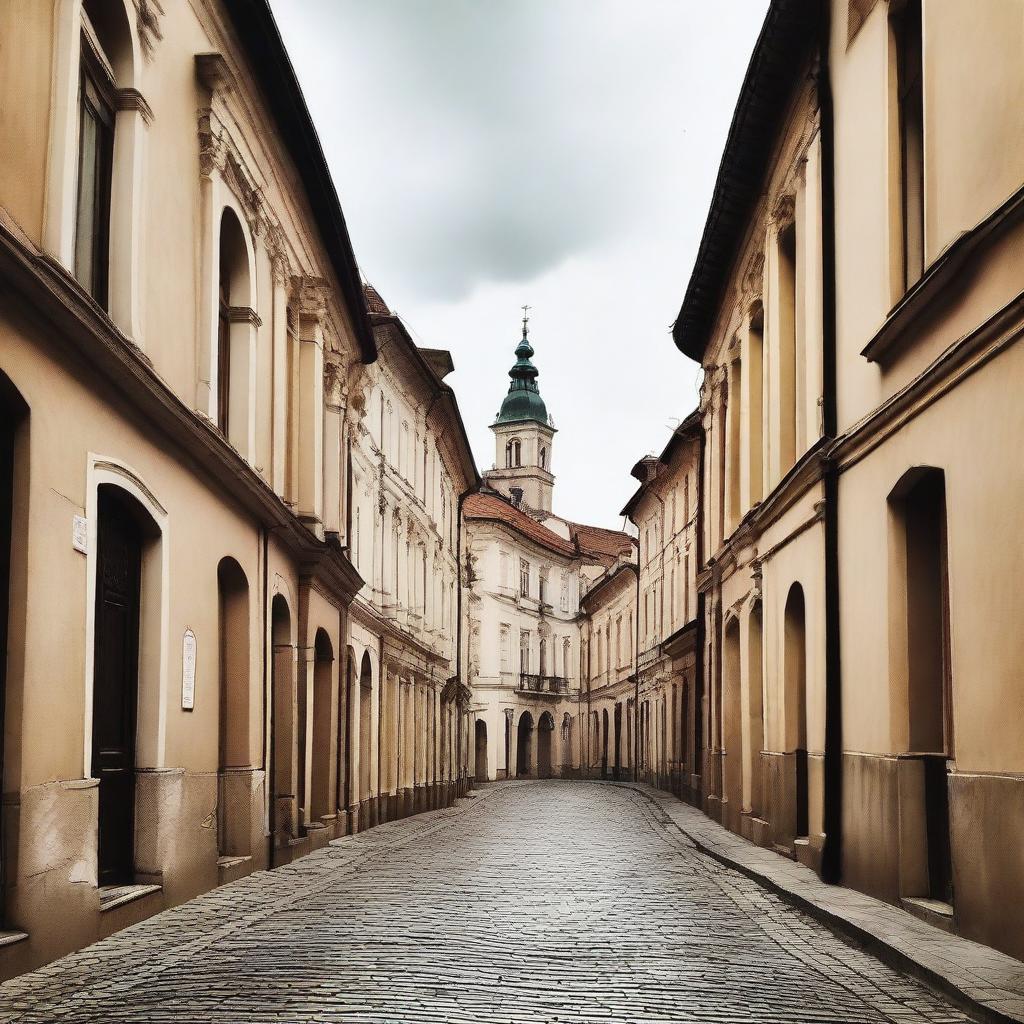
[{"x1": 521, "y1": 304, "x2": 531, "y2": 337}]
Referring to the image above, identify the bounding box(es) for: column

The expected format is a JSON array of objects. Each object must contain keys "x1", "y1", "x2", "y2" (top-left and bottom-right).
[
  {"x1": 270, "y1": 263, "x2": 289, "y2": 496},
  {"x1": 323, "y1": 357, "x2": 344, "y2": 540},
  {"x1": 296, "y1": 278, "x2": 325, "y2": 535}
]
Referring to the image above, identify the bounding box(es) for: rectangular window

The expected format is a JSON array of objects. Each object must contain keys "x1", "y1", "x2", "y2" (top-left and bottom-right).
[
  {"x1": 539, "y1": 569, "x2": 548, "y2": 605},
  {"x1": 500, "y1": 550, "x2": 510, "y2": 589},
  {"x1": 499, "y1": 623, "x2": 510, "y2": 670},
  {"x1": 520, "y1": 558, "x2": 530, "y2": 598},
  {"x1": 560, "y1": 574, "x2": 569, "y2": 612},
  {"x1": 519, "y1": 630, "x2": 530, "y2": 674},
  {"x1": 894, "y1": 0, "x2": 924, "y2": 290},
  {"x1": 74, "y1": 35, "x2": 115, "y2": 306}
]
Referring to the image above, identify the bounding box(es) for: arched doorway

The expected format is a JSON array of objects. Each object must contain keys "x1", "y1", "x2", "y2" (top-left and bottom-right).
[
  {"x1": 538, "y1": 712, "x2": 554, "y2": 779},
  {"x1": 601, "y1": 707, "x2": 609, "y2": 779},
  {"x1": 270, "y1": 595, "x2": 295, "y2": 847},
  {"x1": 92, "y1": 485, "x2": 157, "y2": 885},
  {"x1": 613, "y1": 703, "x2": 622, "y2": 780},
  {"x1": 723, "y1": 615, "x2": 742, "y2": 825},
  {"x1": 310, "y1": 629, "x2": 335, "y2": 824},
  {"x1": 748, "y1": 603, "x2": 765, "y2": 817},
  {"x1": 784, "y1": 583, "x2": 808, "y2": 842},
  {"x1": 474, "y1": 719, "x2": 488, "y2": 782},
  {"x1": 516, "y1": 711, "x2": 534, "y2": 777},
  {"x1": 217, "y1": 557, "x2": 250, "y2": 858},
  {"x1": 0, "y1": 374, "x2": 27, "y2": 907},
  {"x1": 359, "y1": 651, "x2": 372, "y2": 805}
]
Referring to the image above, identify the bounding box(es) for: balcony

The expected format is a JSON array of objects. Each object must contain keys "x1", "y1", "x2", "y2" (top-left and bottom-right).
[{"x1": 518, "y1": 673, "x2": 569, "y2": 695}]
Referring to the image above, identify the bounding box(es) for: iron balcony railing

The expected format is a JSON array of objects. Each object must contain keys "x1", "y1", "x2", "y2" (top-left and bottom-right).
[{"x1": 518, "y1": 673, "x2": 569, "y2": 695}]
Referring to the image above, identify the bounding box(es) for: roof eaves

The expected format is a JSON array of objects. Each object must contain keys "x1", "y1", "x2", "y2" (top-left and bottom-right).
[
  {"x1": 222, "y1": 0, "x2": 377, "y2": 363},
  {"x1": 671, "y1": 0, "x2": 819, "y2": 362}
]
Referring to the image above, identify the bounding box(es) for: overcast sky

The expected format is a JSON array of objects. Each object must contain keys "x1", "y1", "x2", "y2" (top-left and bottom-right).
[{"x1": 270, "y1": 0, "x2": 768, "y2": 530}]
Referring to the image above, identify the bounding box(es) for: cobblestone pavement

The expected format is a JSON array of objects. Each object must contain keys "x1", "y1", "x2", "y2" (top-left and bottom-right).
[{"x1": 0, "y1": 781, "x2": 972, "y2": 1024}]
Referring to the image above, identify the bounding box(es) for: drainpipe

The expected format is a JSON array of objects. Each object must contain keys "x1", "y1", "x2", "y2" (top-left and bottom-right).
[
  {"x1": 455, "y1": 482, "x2": 475, "y2": 790},
  {"x1": 819, "y1": 0, "x2": 843, "y2": 886},
  {"x1": 261, "y1": 523, "x2": 271, "y2": 864}
]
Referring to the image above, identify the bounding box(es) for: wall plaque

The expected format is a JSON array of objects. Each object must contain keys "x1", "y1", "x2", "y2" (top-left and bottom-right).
[
  {"x1": 181, "y1": 628, "x2": 197, "y2": 711},
  {"x1": 72, "y1": 514, "x2": 88, "y2": 554}
]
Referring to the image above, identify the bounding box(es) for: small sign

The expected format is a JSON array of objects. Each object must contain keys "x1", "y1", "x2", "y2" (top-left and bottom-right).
[
  {"x1": 181, "y1": 629, "x2": 197, "y2": 711},
  {"x1": 72, "y1": 515, "x2": 88, "y2": 554}
]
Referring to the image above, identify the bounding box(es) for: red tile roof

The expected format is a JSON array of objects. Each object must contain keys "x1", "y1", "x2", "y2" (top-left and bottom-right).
[
  {"x1": 363, "y1": 283, "x2": 390, "y2": 315},
  {"x1": 568, "y1": 521, "x2": 636, "y2": 560},
  {"x1": 464, "y1": 494, "x2": 636, "y2": 564},
  {"x1": 464, "y1": 493, "x2": 577, "y2": 556}
]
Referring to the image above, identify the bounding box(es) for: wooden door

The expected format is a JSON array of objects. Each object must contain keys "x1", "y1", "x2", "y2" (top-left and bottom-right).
[{"x1": 91, "y1": 490, "x2": 141, "y2": 886}]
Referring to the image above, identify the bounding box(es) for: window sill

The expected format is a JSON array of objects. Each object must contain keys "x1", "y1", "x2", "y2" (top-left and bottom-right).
[
  {"x1": 862, "y1": 182, "x2": 1024, "y2": 363},
  {"x1": 98, "y1": 883, "x2": 162, "y2": 913}
]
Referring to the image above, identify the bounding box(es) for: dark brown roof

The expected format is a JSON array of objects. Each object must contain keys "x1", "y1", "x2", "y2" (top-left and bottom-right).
[
  {"x1": 223, "y1": 0, "x2": 376, "y2": 363},
  {"x1": 671, "y1": 0, "x2": 820, "y2": 362},
  {"x1": 363, "y1": 283, "x2": 390, "y2": 315},
  {"x1": 568, "y1": 522, "x2": 636, "y2": 561},
  {"x1": 464, "y1": 493, "x2": 576, "y2": 556},
  {"x1": 620, "y1": 410, "x2": 701, "y2": 519}
]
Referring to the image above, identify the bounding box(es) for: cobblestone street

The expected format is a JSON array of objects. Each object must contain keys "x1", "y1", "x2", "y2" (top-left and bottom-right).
[{"x1": 0, "y1": 782, "x2": 970, "y2": 1024}]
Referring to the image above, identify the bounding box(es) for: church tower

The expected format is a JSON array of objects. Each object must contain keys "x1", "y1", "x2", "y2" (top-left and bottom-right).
[{"x1": 484, "y1": 310, "x2": 556, "y2": 514}]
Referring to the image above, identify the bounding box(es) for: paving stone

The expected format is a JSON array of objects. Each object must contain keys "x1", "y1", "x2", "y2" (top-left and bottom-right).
[{"x1": 0, "y1": 782, "x2": 976, "y2": 1023}]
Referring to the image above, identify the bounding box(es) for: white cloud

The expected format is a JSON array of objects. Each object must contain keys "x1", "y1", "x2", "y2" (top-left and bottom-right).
[{"x1": 271, "y1": 0, "x2": 768, "y2": 526}]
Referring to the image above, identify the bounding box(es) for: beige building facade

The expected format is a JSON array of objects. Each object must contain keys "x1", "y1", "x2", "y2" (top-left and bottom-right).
[
  {"x1": 0, "y1": 0, "x2": 476, "y2": 978},
  {"x1": 346, "y1": 286, "x2": 478, "y2": 827},
  {"x1": 670, "y1": 0, "x2": 1024, "y2": 963},
  {"x1": 466, "y1": 321, "x2": 634, "y2": 783}
]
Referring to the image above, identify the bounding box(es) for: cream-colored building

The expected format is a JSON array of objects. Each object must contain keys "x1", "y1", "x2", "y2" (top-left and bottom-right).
[
  {"x1": 0, "y1": 0, "x2": 475, "y2": 978},
  {"x1": 347, "y1": 286, "x2": 478, "y2": 825},
  {"x1": 671, "y1": 0, "x2": 1024, "y2": 962},
  {"x1": 466, "y1": 320, "x2": 633, "y2": 781},
  {"x1": 620, "y1": 414, "x2": 702, "y2": 798}
]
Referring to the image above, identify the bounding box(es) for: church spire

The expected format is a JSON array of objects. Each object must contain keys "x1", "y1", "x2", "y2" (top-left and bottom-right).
[{"x1": 494, "y1": 306, "x2": 549, "y2": 426}]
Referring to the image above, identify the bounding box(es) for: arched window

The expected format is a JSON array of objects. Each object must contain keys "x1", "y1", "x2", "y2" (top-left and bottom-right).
[
  {"x1": 217, "y1": 557, "x2": 250, "y2": 858},
  {"x1": 505, "y1": 440, "x2": 513, "y2": 469},
  {"x1": 539, "y1": 446, "x2": 547, "y2": 469},
  {"x1": 512, "y1": 439, "x2": 521, "y2": 467},
  {"x1": 216, "y1": 208, "x2": 254, "y2": 454}
]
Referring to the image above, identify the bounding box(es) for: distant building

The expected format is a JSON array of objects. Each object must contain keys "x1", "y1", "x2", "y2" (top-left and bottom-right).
[{"x1": 466, "y1": 319, "x2": 633, "y2": 781}]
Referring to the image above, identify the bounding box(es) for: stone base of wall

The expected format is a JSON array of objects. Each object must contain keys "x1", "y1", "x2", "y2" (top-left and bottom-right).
[{"x1": 841, "y1": 752, "x2": 1024, "y2": 963}]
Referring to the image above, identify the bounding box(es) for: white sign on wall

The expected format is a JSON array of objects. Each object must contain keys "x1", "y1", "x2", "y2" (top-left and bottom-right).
[
  {"x1": 181, "y1": 628, "x2": 197, "y2": 711},
  {"x1": 72, "y1": 515, "x2": 88, "y2": 554}
]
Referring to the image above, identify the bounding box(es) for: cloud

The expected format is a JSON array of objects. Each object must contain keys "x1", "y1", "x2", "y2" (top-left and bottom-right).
[{"x1": 271, "y1": 0, "x2": 768, "y2": 525}]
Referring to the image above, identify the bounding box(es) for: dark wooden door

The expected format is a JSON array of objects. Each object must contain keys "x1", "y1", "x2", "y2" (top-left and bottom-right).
[{"x1": 91, "y1": 490, "x2": 141, "y2": 886}]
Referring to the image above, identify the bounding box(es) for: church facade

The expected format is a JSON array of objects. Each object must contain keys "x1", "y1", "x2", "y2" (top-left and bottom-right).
[{"x1": 465, "y1": 318, "x2": 634, "y2": 782}]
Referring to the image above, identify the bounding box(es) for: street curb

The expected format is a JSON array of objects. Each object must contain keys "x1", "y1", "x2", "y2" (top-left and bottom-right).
[{"x1": 610, "y1": 781, "x2": 1023, "y2": 1024}]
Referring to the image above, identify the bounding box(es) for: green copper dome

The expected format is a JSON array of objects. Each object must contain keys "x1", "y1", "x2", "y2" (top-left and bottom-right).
[{"x1": 494, "y1": 319, "x2": 549, "y2": 426}]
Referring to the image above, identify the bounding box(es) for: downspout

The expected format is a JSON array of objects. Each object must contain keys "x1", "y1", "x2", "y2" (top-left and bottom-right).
[
  {"x1": 819, "y1": 0, "x2": 843, "y2": 885},
  {"x1": 455, "y1": 483, "x2": 474, "y2": 790},
  {"x1": 261, "y1": 524, "x2": 271, "y2": 864}
]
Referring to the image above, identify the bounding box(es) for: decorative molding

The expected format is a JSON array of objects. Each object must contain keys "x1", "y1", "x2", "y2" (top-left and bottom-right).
[
  {"x1": 323, "y1": 355, "x2": 346, "y2": 408},
  {"x1": 227, "y1": 305, "x2": 261, "y2": 328},
  {"x1": 772, "y1": 193, "x2": 796, "y2": 228},
  {"x1": 741, "y1": 251, "x2": 765, "y2": 304},
  {"x1": 292, "y1": 275, "x2": 328, "y2": 326},
  {"x1": 134, "y1": 0, "x2": 165, "y2": 61},
  {"x1": 195, "y1": 52, "x2": 231, "y2": 94},
  {"x1": 116, "y1": 87, "x2": 154, "y2": 125}
]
